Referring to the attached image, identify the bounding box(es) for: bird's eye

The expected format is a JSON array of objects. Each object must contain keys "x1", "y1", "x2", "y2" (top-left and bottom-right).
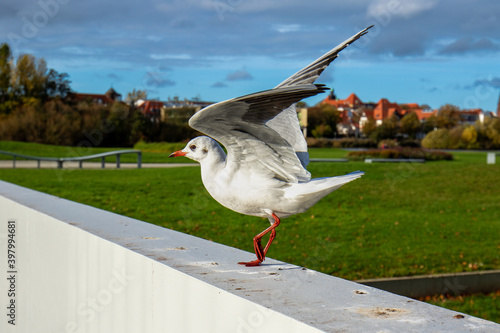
[{"x1": 190, "y1": 144, "x2": 197, "y2": 151}]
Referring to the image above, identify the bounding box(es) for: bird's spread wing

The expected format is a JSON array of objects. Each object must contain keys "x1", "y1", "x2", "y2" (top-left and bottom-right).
[
  {"x1": 275, "y1": 26, "x2": 374, "y2": 88},
  {"x1": 189, "y1": 26, "x2": 373, "y2": 183},
  {"x1": 266, "y1": 26, "x2": 374, "y2": 168},
  {"x1": 189, "y1": 85, "x2": 328, "y2": 183}
]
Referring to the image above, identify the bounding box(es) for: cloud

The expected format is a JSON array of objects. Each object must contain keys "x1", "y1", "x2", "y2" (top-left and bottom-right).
[
  {"x1": 143, "y1": 72, "x2": 175, "y2": 88},
  {"x1": 226, "y1": 70, "x2": 253, "y2": 81},
  {"x1": 368, "y1": 0, "x2": 438, "y2": 18},
  {"x1": 439, "y1": 38, "x2": 500, "y2": 55},
  {"x1": 150, "y1": 53, "x2": 192, "y2": 60},
  {"x1": 371, "y1": 29, "x2": 429, "y2": 57},
  {"x1": 272, "y1": 24, "x2": 302, "y2": 33},
  {"x1": 473, "y1": 77, "x2": 500, "y2": 89},
  {"x1": 211, "y1": 81, "x2": 228, "y2": 88},
  {"x1": 107, "y1": 73, "x2": 121, "y2": 80}
]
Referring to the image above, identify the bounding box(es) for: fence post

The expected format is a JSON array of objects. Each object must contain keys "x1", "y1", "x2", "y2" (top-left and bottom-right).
[
  {"x1": 101, "y1": 157, "x2": 105, "y2": 168},
  {"x1": 138, "y1": 152, "x2": 142, "y2": 169},
  {"x1": 116, "y1": 154, "x2": 121, "y2": 168}
]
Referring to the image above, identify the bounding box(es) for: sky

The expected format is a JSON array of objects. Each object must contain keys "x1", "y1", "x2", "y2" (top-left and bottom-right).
[{"x1": 1, "y1": 0, "x2": 500, "y2": 112}]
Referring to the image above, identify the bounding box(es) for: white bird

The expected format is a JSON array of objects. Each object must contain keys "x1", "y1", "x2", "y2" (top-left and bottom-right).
[{"x1": 170, "y1": 26, "x2": 372, "y2": 266}]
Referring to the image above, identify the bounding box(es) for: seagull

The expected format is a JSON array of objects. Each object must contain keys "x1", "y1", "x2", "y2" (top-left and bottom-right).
[{"x1": 170, "y1": 26, "x2": 372, "y2": 266}]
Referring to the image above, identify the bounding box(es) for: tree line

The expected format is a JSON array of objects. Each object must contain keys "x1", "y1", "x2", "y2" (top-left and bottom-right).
[{"x1": 0, "y1": 43, "x2": 197, "y2": 147}]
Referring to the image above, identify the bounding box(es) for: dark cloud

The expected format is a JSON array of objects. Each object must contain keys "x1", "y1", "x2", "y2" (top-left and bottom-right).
[
  {"x1": 439, "y1": 38, "x2": 500, "y2": 55},
  {"x1": 107, "y1": 73, "x2": 121, "y2": 80},
  {"x1": 226, "y1": 70, "x2": 253, "y2": 81},
  {"x1": 473, "y1": 77, "x2": 500, "y2": 89},
  {"x1": 370, "y1": 29, "x2": 429, "y2": 57},
  {"x1": 144, "y1": 72, "x2": 175, "y2": 88},
  {"x1": 212, "y1": 81, "x2": 228, "y2": 88}
]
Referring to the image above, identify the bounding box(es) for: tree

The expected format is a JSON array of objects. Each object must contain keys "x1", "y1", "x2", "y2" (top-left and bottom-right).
[
  {"x1": 422, "y1": 129, "x2": 450, "y2": 149},
  {"x1": 45, "y1": 69, "x2": 71, "y2": 98},
  {"x1": 372, "y1": 114, "x2": 398, "y2": 141},
  {"x1": 126, "y1": 89, "x2": 148, "y2": 105},
  {"x1": 0, "y1": 43, "x2": 12, "y2": 101},
  {"x1": 436, "y1": 104, "x2": 461, "y2": 129},
  {"x1": 461, "y1": 125, "x2": 477, "y2": 146},
  {"x1": 11, "y1": 54, "x2": 48, "y2": 99},
  {"x1": 484, "y1": 117, "x2": 500, "y2": 148},
  {"x1": 422, "y1": 114, "x2": 438, "y2": 133},
  {"x1": 362, "y1": 116, "x2": 377, "y2": 138},
  {"x1": 400, "y1": 112, "x2": 421, "y2": 139},
  {"x1": 307, "y1": 104, "x2": 341, "y2": 138},
  {"x1": 311, "y1": 124, "x2": 334, "y2": 138}
]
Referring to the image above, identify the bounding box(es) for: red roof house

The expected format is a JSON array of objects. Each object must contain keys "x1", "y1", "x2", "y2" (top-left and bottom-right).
[
  {"x1": 373, "y1": 98, "x2": 404, "y2": 123},
  {"x1": 321, "y1": 92, "x2": 363, "y2": 109}
]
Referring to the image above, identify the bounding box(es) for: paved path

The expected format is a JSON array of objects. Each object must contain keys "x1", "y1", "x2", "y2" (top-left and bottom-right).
[{"x1": 0, "y1": 160, "x2": 198, "y2": 169}]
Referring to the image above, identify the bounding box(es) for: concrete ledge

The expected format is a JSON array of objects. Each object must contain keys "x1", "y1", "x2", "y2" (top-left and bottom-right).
[{"x1": 1, "y1": 180, "x2": 499, "y2": 332}]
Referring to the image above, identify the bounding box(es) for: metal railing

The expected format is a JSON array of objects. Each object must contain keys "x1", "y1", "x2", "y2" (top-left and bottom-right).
[{"x1": 0, "y1": 149, "x2": 142, "y2": 169}]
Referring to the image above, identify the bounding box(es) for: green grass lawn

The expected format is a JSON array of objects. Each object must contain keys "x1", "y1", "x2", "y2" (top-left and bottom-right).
[
  {"x1": 425, "y1": 291, "x2": 500, "y2": 323},
  {"x1": 0, "y1": 141, "x2": 499, "y2": 323}
]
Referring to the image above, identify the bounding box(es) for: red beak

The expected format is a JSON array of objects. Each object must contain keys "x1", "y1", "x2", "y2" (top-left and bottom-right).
[{"x1": 169, "y1": 150, "x2": 187, "y2": 158}]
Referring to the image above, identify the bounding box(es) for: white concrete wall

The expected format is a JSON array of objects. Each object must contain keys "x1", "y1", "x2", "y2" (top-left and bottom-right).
[{"x1": 1, "y1": 180, "x2": 499, "y2": 333}]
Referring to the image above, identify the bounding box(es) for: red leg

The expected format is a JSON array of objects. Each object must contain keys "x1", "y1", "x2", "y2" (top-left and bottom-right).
[{"x1": 238, "y1": 213, "x2": 281, "y2": 267}]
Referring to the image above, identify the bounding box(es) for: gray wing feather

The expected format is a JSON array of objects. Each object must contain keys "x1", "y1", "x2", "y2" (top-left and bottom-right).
[
  {"x1": 189, "y1": 85, "x2": 328, "y2": 183},
  {"x1": 266, "y1": 104, "x2": 309, "y2": 167},
  {"x1": 275, "y1": 26, "x2": 373, "y2": 88}
]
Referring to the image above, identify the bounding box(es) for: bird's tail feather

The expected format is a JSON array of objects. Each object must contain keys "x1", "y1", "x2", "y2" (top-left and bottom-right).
[{"x1": 285, "y1": 171, "x2": 364, "y2": 211}]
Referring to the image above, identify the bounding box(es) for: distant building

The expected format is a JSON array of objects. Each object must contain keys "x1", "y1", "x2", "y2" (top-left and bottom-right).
[
  {"x1": 317, "y1": 91, "x2": 447, "y2": 137},
  {"x1": 373, "y1": 98, "x2": 405, "y2": 125},
  {"x1": 69, "y1": 88, "x2": 122, "y2": 105},
  {"x1": 406, "y1": 103, "x2": 437, "y2": 121},
  {"x1": 135, "y1": 100, "x2": 164, "y2": 122},
  {"x1": 321, "y1": 91, "x2": 365, "y2": 109},
  {"x1": 457, "y1": 108, "x2": 496, "y2": 124},
  {"x1": 314, "y1": 90, "x2": 500, "y2": 138},
  {"x1": 321, "y1": 91, "x2": 376, "y2": 135},
  {"x1": 135, "y1": 98, "x2": 214, "y2": 122},
  {"x1": 458, "y1": 108, "x2": 483, "y2": 123}
]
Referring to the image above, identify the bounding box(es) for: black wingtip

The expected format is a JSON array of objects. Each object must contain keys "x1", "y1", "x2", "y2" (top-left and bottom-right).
[
  {"x1": 315, "y1": 84, "x2": 331, "y2": 94},
  {"x1": 359, "y1": 25, "x2": 375, "y2": 37}
]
